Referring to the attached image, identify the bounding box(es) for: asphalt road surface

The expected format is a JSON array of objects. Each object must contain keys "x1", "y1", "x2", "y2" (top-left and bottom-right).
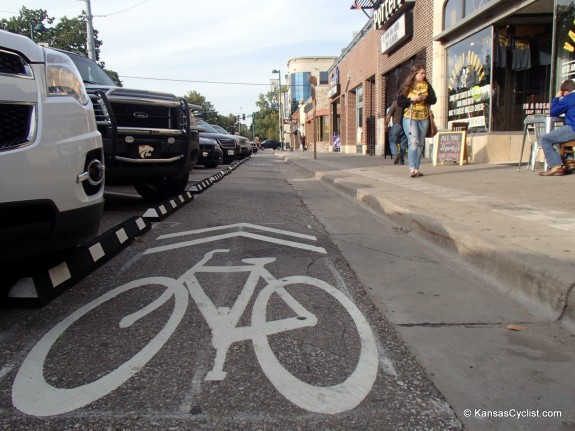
[{"x1": 0, "y1": 154, "x2": 462, "y2": 430}]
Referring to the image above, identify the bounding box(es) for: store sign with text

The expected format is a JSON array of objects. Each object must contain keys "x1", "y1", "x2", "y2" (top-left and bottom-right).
[
  {"x1": 329, "y1": 84, "x2": 340, "y2": 98},
  {"x1": 381, "y1": 12, "x2": 412, "y2": 54},
  {"x1": 374, "y1": 0, "x2": 415, "y2": 30}
]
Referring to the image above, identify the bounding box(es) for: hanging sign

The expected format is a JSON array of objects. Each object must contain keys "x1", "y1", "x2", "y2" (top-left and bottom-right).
[{"x1": 381, "y1": 12, "x2": 413, "y2": 54}]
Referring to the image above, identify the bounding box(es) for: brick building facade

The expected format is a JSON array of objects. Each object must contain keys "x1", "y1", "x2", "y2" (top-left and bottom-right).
[
  {"x1": 330, "y1": 0, "x2": 435, "y2": 156},
  {"x1": 326, "y1": 0, "x2": 563, "y2": 164}
]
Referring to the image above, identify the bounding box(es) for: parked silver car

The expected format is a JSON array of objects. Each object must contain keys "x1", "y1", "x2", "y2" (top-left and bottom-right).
[{"x1": 0, "y1": 30, "x2": 105, "y2": 265}]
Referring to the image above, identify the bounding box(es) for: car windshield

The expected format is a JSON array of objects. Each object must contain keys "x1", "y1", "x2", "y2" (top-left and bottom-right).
[
  {"x1": 197, "y1": 120, "x2": 220, "y2": 133},
  {"x1": 66, "y1": 53, "x2": 117, "y2": 86},
  {"x1": 211, "y1": 125, "x2": 229, "y2": 134}
]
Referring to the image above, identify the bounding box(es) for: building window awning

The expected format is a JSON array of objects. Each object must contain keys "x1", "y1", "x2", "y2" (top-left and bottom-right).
[{"x1": 350, "y1": 0, "x2": 380, "y2": 10}]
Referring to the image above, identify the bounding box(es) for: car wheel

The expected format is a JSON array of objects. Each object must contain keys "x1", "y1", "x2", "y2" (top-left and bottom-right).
[
  {"x1": 203, "y1": 162, "x2": 219, "y2": 169},
  {"x1": 134, "y1": 174, "x2": 189, "y2": 202}
]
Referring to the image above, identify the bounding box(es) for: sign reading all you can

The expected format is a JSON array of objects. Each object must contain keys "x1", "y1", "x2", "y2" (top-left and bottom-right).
[{"x1": 432, "y1": 131, "x2": 466, "y2": 166}]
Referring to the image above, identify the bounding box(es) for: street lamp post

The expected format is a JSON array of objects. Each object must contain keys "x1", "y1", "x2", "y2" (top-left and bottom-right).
[{"x1": 272, "y1": 69, "x2": 282, "y2": 150}]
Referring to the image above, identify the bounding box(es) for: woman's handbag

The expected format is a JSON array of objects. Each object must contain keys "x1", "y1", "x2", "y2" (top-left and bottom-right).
[{"x1": 426, "y1": 110, "x2": 438, "y2": 138}]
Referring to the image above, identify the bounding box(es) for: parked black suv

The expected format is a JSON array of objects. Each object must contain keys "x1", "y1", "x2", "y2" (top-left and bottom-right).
[{"x1": 60, "y1": 50, "x2": 199, "y2": 201}]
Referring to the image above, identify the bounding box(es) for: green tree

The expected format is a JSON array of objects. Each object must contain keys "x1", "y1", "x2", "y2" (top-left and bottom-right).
[
  {"x1": 0, "y1": 7, "x2": 101, "y2": 58},
  {"x1": 254, "y1": 91, "x2": 280, "y2": 140},
  {"x1": 0, "y1": 7, "x2": 121, "y2": 85},
  {"x1": 184, "y1": 90, "x2": 218, "y2": 121}
]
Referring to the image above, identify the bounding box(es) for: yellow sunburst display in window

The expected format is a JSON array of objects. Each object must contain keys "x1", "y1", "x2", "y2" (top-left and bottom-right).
[
  {"x1": 448, "y1": 51, "x2": 486, "y2": 92},
  {"x1": 564, "y1": 29, "x2": 575, "y2": 52}
]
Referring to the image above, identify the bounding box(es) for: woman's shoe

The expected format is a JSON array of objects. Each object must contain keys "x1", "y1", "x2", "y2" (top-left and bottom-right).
[
  {"x1": 538, "y1": 165, "x2": 565, "y2": 176},
  {"x1": 410, "y1": 169, "x2": 416, "y2": 177}
]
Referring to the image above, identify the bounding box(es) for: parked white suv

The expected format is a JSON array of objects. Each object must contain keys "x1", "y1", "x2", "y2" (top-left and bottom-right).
[{"x1": 0, "y1": 30, "x2": 105, "y2": 266}]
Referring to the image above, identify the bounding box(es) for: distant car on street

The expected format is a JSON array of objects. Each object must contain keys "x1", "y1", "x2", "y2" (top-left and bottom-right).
[{"x1": 261, "y1": 140, "x2": 282, "y2": 150}]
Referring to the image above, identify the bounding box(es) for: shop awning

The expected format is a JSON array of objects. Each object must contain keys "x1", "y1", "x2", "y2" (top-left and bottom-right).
[{"x1": 349, "y1": 0, "x2": 381, "y2": 10}]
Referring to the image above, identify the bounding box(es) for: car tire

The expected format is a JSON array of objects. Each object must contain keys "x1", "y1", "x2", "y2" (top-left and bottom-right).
[
  {"x1": 134, "y1": 174, "x2": 189, "y2": 202},
  {"x1": 203, "y1": 162, "x2": 219, "y2": 169}
]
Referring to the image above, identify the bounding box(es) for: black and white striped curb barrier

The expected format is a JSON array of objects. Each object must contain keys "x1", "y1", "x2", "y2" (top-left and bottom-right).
[
  {"x1": 5, "y1": 216, "x2": 150, "y2": 307},
  {"x1": 189, "y1": 178, "x2": 213, "y2": 194},
  {"x1": 3, "y1": 157, "x2": 251, "y2": 307},
  {"x1": 189, "y1": 157, "x2": 249, "y2": 194},
  {"x1": 142, "y1": 191, "x2": 194, "y2": 220}
]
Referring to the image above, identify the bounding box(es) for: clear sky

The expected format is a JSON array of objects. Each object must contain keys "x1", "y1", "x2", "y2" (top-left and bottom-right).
[{"x1": 2, "y1": 0, "x2": 371, "y2": 118}]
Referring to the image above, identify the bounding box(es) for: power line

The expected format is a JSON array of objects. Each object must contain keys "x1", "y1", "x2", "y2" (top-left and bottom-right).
[
  {"x1": 94, "y1": 0, "x2": 151, "y2": 17},
  {"x1": 119, "y1": 75, "x2": 310, "y2": 87},
  {"x1": 119, "y1": 75, "x2": 270, "y2": 86}
]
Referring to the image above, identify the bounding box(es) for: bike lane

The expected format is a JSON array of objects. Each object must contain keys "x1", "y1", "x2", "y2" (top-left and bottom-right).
[{"x1": 1, "y1": 156, "x2": 462, "y2": 430}]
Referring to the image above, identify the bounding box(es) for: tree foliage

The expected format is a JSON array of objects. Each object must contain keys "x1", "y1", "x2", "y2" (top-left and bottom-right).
[
  {"x1": 254, "y1": 91, "x2": 281, "y2": 141},
  {"x1": 0, "y1": 7, "x2": 121, "y2": 85},
  {"x1": 1, "y1": 8, "x2": 284, "y2": 139}
]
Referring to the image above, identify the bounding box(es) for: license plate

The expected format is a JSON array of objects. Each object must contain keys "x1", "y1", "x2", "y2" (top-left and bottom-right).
[{"x1": 227, "y1": 150, "x2": 234, "y2": 155}]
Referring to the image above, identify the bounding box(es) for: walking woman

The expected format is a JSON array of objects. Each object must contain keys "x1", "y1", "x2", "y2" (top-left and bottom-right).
[{"x1": 397, "y1": 64, "x2": 437, "y2": 177}]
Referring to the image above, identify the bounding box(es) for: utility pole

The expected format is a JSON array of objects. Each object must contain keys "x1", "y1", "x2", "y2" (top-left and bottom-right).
[
  {"x1": 272, "y1": 69, "x2": 282, "y2": 150},
  {"x1": 308, "y1": 75, "x2": 318, "y2": 160},
  {"x1": 84, "y1": 0, "x2": 96, "y2": 60}
]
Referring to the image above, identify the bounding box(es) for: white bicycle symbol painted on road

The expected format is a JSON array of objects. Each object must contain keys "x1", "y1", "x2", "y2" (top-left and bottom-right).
[{"x1": 13, "y1": 249, "x2": 379, "y2": 417}]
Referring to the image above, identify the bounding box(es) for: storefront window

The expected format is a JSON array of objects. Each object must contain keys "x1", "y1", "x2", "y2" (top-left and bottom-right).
[
  {"x1": 492, "y1": 23, "x2": 552, "y2": 131},
  {"x1": 318, "y1": 115, "x2": 330, "y2": 141},
  {"x1": 444, "y1": 0, "x2": 495, "y2": 31},
  {"x1": 356, "y1": 86, "x2": 364, "y2": 130},
  {"x1": 555, "y1": 0, "x2": 575, "y2": 90},
  {"x1": 446, "y1": 27, "x2": 491, "y2": 132}
]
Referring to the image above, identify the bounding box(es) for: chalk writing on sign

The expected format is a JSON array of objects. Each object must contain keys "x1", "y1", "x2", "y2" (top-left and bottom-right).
[{"x1": 433, "y1": 132, "x2": 465, "y2": 165}]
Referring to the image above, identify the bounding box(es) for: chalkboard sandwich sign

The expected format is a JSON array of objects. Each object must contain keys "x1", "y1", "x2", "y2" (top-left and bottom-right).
[{"x1": 432, "y1": 131, "x2": 466, "y2": 166}]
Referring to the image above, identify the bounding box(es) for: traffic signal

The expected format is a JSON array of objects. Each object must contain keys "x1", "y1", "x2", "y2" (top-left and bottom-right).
[{"x1": 242, "y1": 114, "x2": 246, "y2": 120}]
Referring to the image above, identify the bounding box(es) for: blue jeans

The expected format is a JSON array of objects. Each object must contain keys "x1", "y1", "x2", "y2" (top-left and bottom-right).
[
  {"x1": 539, "y1": 125, "x2": 575, "y2": 168},
  {"x1": 388, "y1": 124, "x2": 408, "y2": 160},
  {"x1": 402, "y1": 117, "x2": 429, "y2": 170}
]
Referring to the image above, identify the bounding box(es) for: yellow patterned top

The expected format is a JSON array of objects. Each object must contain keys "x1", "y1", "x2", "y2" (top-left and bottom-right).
[{"x1": 403, "y1": 81, "x2": 430, "y2": 120}]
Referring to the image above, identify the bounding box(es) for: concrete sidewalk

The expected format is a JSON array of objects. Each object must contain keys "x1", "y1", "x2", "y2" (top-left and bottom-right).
[{"x1": 279, "y1": 150, "x2": 575, "y2": 333}]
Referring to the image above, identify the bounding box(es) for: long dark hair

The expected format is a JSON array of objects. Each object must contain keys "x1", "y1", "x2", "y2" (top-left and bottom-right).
[{"x1": 399, "y1": 64, "x2": 427, "y2": 97}]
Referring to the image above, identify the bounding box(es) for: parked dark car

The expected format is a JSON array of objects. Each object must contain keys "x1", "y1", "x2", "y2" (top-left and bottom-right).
[
  {"x1": 211, "y1": 124, "x2": 251, "y2": 159},
  {"x1": 196, "y1": 120, "x2": 240, "y2": 164},
  {"x1": 261, "y1": 140, "x2": 282, "y2": 150},
  {"x1": 199, "y1": 136, "x2": 223, "y2": 168}
]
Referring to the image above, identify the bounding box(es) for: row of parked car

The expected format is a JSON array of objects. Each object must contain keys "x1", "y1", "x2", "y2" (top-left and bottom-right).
[
  {"x1": 194, "y1": 119, "x2": 253, "y2": 168},
  {"x1": 0, "y1": 29, "x2": 253, "y2": 272}
]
